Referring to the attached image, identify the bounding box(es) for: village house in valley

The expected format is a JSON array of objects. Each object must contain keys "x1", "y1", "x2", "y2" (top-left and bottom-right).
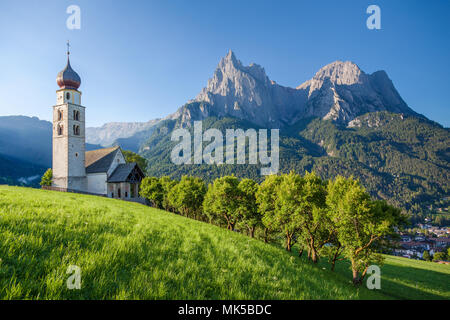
[{"x1": 49, "y1": 45, "x2": 145, "y2": 201}]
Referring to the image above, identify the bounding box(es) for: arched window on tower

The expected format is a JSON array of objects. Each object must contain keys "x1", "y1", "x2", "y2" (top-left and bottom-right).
[
  {"x1": 58, "y1": 110, "x2": 63, "y2": 121},
  {"x1": 58, "y1": 125, "x2": 63, "y2": 136},
  {"x1": 73, "y1": 110, "x2": 80, "y2": 121},
  {"x1": 73, "y1": 125, "x2": 80, "y2": 136}
]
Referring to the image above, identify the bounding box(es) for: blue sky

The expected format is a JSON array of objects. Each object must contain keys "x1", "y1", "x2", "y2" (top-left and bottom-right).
[{"x1": 0, "y1": 0, "x2": 448, "y2": 127}]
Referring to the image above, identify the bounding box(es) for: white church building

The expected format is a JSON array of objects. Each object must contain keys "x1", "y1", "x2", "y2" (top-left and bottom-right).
[{"x1": 50, "y1": 47, "x2": 145, "y2": 200}]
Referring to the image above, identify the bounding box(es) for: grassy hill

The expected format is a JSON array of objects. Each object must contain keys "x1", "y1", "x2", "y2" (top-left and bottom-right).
[{"x1": 0, "y1": 186, "x2": 448, "y2": 300}]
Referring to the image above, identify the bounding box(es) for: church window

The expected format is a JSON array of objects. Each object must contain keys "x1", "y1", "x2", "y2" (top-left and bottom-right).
[
  {"x1": 74, "y1": 110, "x2": 80, "y2": 121},
  {"x1": 58, "y1": 125, "x2": 63, "y2": 136},
  {"x1": 66, "y1": 92, "x2": 71, "y2": 101},
  {"x1": 75, "y1": 153, "x2": 78, "y2": 157},
  {"x1": 58, "y1": 110, "x2": 63, "y2": 121}
]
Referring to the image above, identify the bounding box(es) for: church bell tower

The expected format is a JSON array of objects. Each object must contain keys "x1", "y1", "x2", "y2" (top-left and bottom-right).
[{"x1": 52, "y1": 42, "x2": 87, "y2": 191}]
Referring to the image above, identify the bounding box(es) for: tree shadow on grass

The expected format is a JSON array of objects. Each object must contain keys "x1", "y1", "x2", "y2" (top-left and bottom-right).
[
  {"x1": 192, "y1": 232, "x2": 380, "y2": 300},
  {"x1": 375, "y1": 263, "x2": 449, "y2": 300},
  {"x1": 310, "y1": 254, "x2": 449, "y2": 300}
]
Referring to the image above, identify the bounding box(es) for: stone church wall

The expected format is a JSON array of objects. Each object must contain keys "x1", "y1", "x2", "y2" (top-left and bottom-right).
[{"x1": 87, "y1": 173, "x2": 108, "y2": 195}]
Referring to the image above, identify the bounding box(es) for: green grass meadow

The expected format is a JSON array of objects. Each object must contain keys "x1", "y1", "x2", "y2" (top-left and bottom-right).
[{"x1": 0, "y1": 186, "x2": 448, "y2": 300}]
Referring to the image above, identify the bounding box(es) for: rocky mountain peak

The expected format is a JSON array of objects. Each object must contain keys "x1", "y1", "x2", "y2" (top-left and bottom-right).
[
  {"x1": 179, "y1": 52, "x2": 418, "y2": 127},
  {"x1": 217, "y1": 50, "x2": 241, "y2": 70},
  {"x1": 313, "y1": 60, "x2": 365, "y2": 85},
  {"x1": 297, "y1": 61, "x2": 367, "y2": 94},
  {"x1": 214, "y1": 50, "x2": 269, "y2": 83},
  {"x1": 295, "y1": 60, "x2": 416, "y2": 123},
  {"x1": 192, "y1": 50, "x2": 277, "y2": 126}
]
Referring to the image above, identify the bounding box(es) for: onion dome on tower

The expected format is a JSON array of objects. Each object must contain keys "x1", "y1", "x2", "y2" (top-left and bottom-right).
[{"x1": 56, "y1": 41, "x2": 81, "y2": 90}]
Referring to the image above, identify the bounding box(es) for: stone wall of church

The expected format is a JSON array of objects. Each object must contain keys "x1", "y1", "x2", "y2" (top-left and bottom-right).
[
  {"x1": 68, "y1": 176, "x2": 87, "y2": 192},
  {"x1": 87, "y1": 173, "x2": 108, "y2": 195}
]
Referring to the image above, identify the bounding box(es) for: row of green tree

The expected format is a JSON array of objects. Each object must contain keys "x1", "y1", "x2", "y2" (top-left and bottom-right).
[{"x1": 139, "y1": 171, "x2": 407, "y2": 285}]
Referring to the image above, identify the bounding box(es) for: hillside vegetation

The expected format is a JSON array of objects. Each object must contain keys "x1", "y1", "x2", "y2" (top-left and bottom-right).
[
  {"x1": 0, "y1": 186, "x2": 448, "y2": 300},
  {"x1": 142, "y1": 112, "x2": 450, "y2": 222}
]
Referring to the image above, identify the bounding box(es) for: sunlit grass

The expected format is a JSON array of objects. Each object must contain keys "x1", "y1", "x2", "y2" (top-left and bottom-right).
[{"x1": 0, "y1": 186, "x2": 448, "y2": 300}]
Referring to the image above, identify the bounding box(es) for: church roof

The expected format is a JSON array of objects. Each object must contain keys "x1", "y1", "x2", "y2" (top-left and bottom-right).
[
  {"x1": 107, "y1": 163, "x2": 145, "y2": 183},
  {"x1": 85, "y1": 146, "x2": 120, "y2": 174}
]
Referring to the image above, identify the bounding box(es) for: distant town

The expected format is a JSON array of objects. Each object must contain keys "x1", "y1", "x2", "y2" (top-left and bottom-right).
[{"x1": 394, "y1": 222, "x2": 450, "y2": 263}]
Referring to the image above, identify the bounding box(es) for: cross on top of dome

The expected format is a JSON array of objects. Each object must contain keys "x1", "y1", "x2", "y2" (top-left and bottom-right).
[{"x1": 56, "y1": 41, "x2": 81, "y2": 90}]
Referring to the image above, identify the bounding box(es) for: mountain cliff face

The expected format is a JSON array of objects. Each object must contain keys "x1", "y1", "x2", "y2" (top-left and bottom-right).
[
  {"x1": 297, "y1": 61, "x2": 416, "y2": 123},
  {"x1": 174, "y1": 51, "x2": 417, "y2": 127},
  {"x1": 190, "y1": 50, "x2": 306, "y2": 127}
]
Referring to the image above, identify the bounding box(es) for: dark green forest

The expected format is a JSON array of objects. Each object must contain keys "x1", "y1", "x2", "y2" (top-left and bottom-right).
[{"x1": 140, "y1": 111, "x2": 449, "y2": 225}]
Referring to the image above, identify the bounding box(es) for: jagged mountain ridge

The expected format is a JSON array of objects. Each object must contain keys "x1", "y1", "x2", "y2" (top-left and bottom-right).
[
  {"x1": 86, "y1": 51, "x2": 420, "y2": 147},
  {"x1": 171, "y1": 51, "x2": 417, "y2": 128},
  {"x1": 297, "y1": 61, "x2": 417, "y2": 123}
]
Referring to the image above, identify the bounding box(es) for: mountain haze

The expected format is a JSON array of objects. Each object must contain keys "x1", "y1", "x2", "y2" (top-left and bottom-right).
[
  {"x1": 86, "y1": 119, "x2": 161, "y2": 147},
  {"x1": 0, "y1": 116, "x2": 103, "y2": 185}
]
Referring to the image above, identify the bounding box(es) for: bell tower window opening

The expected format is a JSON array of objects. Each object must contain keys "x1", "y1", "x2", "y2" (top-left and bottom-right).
[
  {"x1": 66, "y1": 92, "x2": 71, "y2": 101},
  {"x1": 58, "y1": 125, "x2": 63, "y2": 136},
  {"x1": 73, "y1": 125, "x2": 80, "y2": 136},
  {"x1": 74, "y1": 110, "x2": 80, "y2": 121},
  {"x1": 58, "y1": 110, "x2": 63, "y2": 121}
]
